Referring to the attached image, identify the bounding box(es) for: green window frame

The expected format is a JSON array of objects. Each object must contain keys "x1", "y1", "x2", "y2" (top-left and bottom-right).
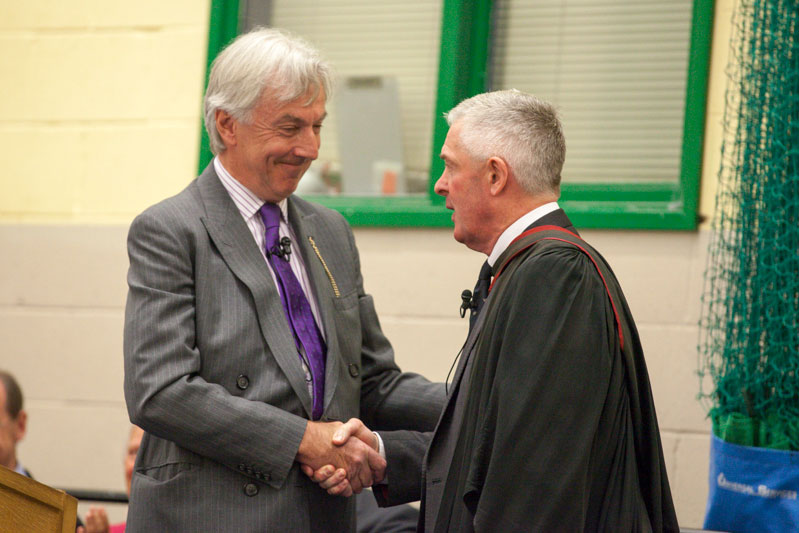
[{"x1": 200, "y1": 0, "x2": 714, "y2": 230}]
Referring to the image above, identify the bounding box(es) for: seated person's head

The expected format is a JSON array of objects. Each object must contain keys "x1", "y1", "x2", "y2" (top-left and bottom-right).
[
  {"x1": 124, "y1": 425, "x2": 144, "y2": 495},
  {"x1": 0, "y1": 370, "x2": 26, "y2": 471}
]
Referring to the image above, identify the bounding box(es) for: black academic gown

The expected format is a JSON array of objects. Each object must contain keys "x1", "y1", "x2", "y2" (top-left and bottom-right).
[{"x1": 425, "y1": 210, "x2": 678, "y2": 532}]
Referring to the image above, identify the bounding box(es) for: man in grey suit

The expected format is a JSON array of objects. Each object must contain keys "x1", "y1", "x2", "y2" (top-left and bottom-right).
[{"x1": 123, "y1": 28, "x2": 444, "y2": 532}]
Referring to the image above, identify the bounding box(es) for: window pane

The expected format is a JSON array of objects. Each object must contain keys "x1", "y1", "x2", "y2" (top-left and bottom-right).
[
  {"x1": 491, "y1": 0, "x2": 694, "y2": 183},
  {"x1": 271, "y1": 0, "x2": 442, "y2": 195}
]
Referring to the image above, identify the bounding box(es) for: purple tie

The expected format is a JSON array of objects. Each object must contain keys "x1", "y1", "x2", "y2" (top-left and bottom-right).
[{"x1": 259, "y1": 203, "x2": 326, "y2": 420}]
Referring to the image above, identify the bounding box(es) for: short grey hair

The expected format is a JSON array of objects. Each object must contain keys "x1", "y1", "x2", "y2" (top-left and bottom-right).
[
  {"x1": 446, "y1": 90, "x2": 565, "y2": 196},
  {"x1": 204, "y1": 27, "x2": 334, "y2": 155}
]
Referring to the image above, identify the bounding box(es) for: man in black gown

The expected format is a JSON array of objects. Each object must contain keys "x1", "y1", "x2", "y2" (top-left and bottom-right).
[{"x1": 311, "y1": 90, "x2": 679, "y2": 532}]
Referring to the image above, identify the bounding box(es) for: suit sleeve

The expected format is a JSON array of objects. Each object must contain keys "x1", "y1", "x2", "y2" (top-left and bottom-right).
[
  {"x1": 374, "y1": 430, "x2": 433, "y2": 505},
  {"x1": 123, "y1": 208, "x2": 307, "y2": 489},
  {"x1": 467, "y1": 247, "x2": 615, "y2": 532}
]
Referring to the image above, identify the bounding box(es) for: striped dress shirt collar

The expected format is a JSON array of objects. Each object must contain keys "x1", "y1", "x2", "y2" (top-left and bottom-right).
[{"x1": 213, "y1": 157, "x2": 288, "y2": 222}]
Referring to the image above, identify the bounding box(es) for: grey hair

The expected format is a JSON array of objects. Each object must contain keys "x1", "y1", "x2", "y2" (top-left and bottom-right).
[
  {"x1": 445, "y1": 90, "x2": 565, "y2": 196},
  {"x1": 204, "y1": 27, "x2": 334, "y2": 155}
]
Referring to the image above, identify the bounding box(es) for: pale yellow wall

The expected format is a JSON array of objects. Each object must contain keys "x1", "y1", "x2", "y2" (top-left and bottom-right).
[
  {"x1": 699, "y1": 0, "x2": 735, "y2": 223},
  {"x1": 0, "y1": 1, "x2": 210, "y2": 223},
  {"x1": 0, "y1": 0, "x2": 736, "y2": 528}
]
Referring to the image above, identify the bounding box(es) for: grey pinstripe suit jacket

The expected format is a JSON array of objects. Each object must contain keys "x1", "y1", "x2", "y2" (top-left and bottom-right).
[{"x1": 123, "y1": 164, "x2": 444, "y2": 532}]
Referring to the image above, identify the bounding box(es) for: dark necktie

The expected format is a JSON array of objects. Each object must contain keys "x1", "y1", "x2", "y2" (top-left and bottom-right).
[
  {"x1": 259, "y1": 203, "x2": 326, "y2": 420},
  {"x1": 469, "y1": 261, "x2": 492, "y2": 331}
]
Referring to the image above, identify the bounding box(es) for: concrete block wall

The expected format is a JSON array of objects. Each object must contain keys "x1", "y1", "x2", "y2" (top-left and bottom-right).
[
  {"x1": 1, "y1": 224, "x2": 714, "y2": 526},
  {"x1": 0, "y1": 1, "x2": 209, "y2": 221},
  {"x1": 1, "y1": 225, "x2": 132, "y2": 523},
  {"x1": 0, "y1": 0, "x2": 736, "y2": 528}
]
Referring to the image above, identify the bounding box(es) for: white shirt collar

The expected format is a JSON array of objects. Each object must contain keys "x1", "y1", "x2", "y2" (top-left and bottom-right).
[
  {"x1": 487, "y1": 202, "x2": 560, "y2": 267},
  {"x1": 15, "y1": 461, "x2": 27, "y2": 476},
  {"x1": 213, "y1": 157, "x2": 289, "y2": 221}
]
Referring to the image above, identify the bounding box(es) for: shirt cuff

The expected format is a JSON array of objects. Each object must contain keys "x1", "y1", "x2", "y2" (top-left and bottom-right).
[
  {"x1": 374, "y1": 431, "x2": 388, "y2": 485},
  {"x1": 374, "y1": 431, "x2": 386, "y2": 459}
]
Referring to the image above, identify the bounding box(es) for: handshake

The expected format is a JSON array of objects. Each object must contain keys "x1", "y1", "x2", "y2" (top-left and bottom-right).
[{"x1": 296, "y1": 418, "x2": 385, "y2": 497}]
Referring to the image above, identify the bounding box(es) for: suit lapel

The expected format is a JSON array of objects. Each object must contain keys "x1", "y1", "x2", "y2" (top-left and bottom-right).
[
  {"x1": 286, "y1": 198, "x2": 341, "y2": 415},
  {"x1": 196, "y1": 165, "x2": 313, "y2": 418}
]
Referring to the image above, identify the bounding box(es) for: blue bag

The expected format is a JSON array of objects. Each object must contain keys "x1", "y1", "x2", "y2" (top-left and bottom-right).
[{"x1": 705, "y1": 434, "x2": 799, "y2": 532}]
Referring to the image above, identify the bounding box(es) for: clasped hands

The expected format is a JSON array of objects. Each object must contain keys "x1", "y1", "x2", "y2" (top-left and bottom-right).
[{"x1": 297, "y1": 418, "x2": 382, "y2": 497}]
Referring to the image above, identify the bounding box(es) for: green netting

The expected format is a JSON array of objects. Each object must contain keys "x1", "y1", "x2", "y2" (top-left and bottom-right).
[{"x1": 698, "y1": 0, "x2": 799, "y2": 450}]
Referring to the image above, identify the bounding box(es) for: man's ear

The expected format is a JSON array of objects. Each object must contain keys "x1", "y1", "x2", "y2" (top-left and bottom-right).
[
  {"x1": 215, "y1": 109, "x2": 237, "y2": 149},
  {"x1": 13, "y1": 410, "x2": 26, "y2": 442},
  {"x1": 486, "y1": 156, "x2": 510, "y2": 196}
]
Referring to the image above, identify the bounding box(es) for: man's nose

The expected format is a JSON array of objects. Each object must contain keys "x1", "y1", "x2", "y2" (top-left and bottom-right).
[
  {"x1": 433, "y1": 175, "x2": 447, "y2": 196},
  {"x1": 294, "y1": 128, "x2": 320, "y2": 160}
]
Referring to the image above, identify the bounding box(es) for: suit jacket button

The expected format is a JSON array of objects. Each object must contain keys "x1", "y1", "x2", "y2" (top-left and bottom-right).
[
  {"x1": 244, "y1": 483, "x2": 258, "y2": 497},
  {"x1": 236, "y1": 375, "x2": 250, "y2": 390},
  {"x1": 348, "y1": 364, "x2": 359, "y2": 378}
]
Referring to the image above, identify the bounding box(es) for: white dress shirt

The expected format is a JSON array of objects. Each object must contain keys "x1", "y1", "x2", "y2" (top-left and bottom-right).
[{"x1": 487, "y1": 202, "x2": 560, "y2": 267}]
